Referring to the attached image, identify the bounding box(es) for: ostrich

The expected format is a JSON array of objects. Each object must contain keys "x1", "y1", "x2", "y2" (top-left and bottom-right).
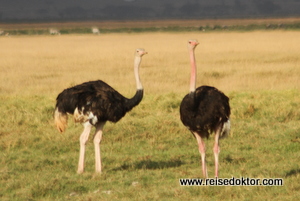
[
  {"x1": 92, "y1": 27, "x2": 100, "y2": 35},
  {"x1": 54, "y1": 48, "x2": 147, "y2": 174},
  {"x1": 49, "y1": 28, "x2": 60, "y2": 35},
  {"x1": 179, "y1": 39, "x2": 230, "y2": 178}
]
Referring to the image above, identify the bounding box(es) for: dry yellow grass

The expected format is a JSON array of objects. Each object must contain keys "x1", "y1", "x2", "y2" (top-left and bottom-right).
[{"x1": 0, "y1": 31, "x2": 299, "y2": 97}]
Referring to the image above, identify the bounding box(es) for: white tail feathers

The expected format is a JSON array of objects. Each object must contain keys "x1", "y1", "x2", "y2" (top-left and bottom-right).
[
  {"x1": 54, "y1": 108, "x2": 68, "y2": 133},
  {"x1": 220, "y1": 119, "x2": 230, "y2": 139}
]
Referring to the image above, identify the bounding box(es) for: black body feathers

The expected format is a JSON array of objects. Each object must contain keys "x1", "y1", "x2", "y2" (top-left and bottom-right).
[
  {"x1": 55, "y1": 80, "x2": 143, "y2": 125},
  {"x1": 180, "y1": 85, "x2": 230, "y2": 138}
]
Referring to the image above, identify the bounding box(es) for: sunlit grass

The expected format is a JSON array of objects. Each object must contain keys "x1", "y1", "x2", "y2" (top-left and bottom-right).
[{"x1": 0, "y1": 31, "x2": 300, "y2": 200}]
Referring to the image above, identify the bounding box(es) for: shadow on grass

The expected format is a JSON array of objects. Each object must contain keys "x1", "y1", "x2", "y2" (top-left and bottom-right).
[
  {"x1": 285, "y1": 168, "x2": 300, "y2": 177},
  {"x1": 223, "y1": 155, "x2": 246, "y2": 164},
  {"x1": 113, "y1": 159, "x2": 183, "y2": 171}
]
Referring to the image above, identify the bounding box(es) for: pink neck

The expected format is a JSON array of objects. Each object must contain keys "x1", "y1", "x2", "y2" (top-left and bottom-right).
[{"x1": 189, "y1": 48, "x2": 196, "y2": 92}]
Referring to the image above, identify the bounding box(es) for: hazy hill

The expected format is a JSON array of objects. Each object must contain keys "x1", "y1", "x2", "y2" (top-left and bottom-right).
[{"x1": 0, "y1": 0, "x2": 300, "y2": 22}]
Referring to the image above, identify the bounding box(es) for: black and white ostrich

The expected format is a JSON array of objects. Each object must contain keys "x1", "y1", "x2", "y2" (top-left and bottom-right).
[
  {"x1": 180, "y1": 40, "x2": 230, "y2": 178},
  {"x1": 54, "y1": 48, "x2": 147, "y2": 174}
]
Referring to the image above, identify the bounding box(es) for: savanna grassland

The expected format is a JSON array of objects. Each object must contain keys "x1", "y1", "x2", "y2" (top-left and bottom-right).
[{"x1": 0, "y1": 30, "x2": 300, "y2": 200}]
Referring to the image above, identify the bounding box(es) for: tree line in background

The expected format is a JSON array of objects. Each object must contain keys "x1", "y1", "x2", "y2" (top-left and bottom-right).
[{"x1": 0, "y1": 0, "x2": 299, "y2": 22}]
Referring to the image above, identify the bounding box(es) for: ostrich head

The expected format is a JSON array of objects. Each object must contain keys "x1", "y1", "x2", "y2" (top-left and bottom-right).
[
  {"x1": 135, "y1": 48, "x2": 148, "y2": 57},
  {"x1": 188, "y1": 39, "x2": 199, "y2": 50}
]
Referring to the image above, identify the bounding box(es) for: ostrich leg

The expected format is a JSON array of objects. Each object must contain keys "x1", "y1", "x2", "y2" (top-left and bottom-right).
[
  {"x1": 213, "y1": 126, "x2": 221, "y2": 178},
  {"x1": 193, "y1": 132, "x2": 208, "y2": 178},
  {"x1": 93, "y1": 122, "x2": 105, "y2": 173},
  {"x1": 77, "y1": 122, "x2": 93, "y2": 174}
]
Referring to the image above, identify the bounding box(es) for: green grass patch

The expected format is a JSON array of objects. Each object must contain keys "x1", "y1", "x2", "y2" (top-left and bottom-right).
[
  {"x1": 2, "y1": 22, "x2": 300, "y2": 35},
  {"x1": 1, "y1": 90, "x2": 300, "y2": 200}
]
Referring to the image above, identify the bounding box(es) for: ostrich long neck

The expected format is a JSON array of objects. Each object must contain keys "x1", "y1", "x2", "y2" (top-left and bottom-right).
[
  {"x1": 125, "y1": 56, "x2": 144, "y2": 110},
  {"x1": 134, "y1": 56, "x2": 143, "y2": 90},
  {"x1": 189, "y1": 48, "x2": 197, "y2": 92}
]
